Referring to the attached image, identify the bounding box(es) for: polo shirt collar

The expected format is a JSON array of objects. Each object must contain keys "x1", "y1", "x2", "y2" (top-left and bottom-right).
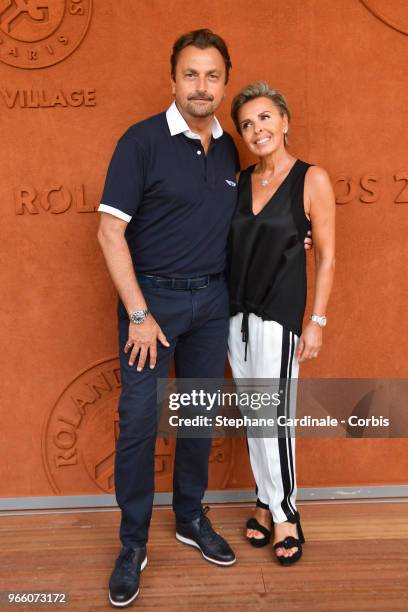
[{"x1": 166, "y1": 100, "x2": 223, "y2": 140}]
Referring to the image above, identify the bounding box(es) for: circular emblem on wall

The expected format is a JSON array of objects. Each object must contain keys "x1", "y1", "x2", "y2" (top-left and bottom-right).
[
  {"x1": 42, "y1": 357, "x2": 123, "y2": 494},
  {"x1": 360, "y1": 0, "x2": 408, "y2": 36},
  {"x1": 42, "y1": 357, "x2": 236, "y2": 495},
  {"x1": 0, "y1": 0, "x2": 92, "y2": 69}
]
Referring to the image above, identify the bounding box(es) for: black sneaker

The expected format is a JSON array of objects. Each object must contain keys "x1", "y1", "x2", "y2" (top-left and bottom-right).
[
  {"x1": 175, "y1": 506, "x2": 236, "y2": 566},
  {"x1": 108, "y1": 546, "x2": 147, "y2": 608}
]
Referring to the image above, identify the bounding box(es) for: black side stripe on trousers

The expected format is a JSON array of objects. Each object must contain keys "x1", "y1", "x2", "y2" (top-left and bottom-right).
[
  {"x1": 286, "y1": 332, "x2": 296, "y2": 515},
  {"x1": 278, "y1": 329, "x2": 296, "y2": 520}
]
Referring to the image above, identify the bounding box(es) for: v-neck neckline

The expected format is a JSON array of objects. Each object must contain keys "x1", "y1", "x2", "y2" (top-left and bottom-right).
[{"x1": 249, "y1": 159, "x2": 299, "y2": 217}]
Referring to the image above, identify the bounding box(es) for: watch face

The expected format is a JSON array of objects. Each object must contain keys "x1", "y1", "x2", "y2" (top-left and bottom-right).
[{"x1": 130, "y1": 310, "x2": 148, "y2": 324}]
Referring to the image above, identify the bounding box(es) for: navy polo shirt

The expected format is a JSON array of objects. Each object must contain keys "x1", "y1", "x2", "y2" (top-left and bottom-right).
[{"x1": 98, "y1": 102, "x2": 240, "y2": 277}]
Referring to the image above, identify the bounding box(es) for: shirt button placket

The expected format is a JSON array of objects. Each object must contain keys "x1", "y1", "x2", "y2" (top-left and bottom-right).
[{"x1": 195, "y1": 146, "x2": 206, "y2": 180}]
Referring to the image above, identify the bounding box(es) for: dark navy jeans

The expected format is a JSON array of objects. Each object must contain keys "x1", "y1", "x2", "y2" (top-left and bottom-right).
[{"x1": 115, "y1": 275, "x2": 229, "y2": 548}]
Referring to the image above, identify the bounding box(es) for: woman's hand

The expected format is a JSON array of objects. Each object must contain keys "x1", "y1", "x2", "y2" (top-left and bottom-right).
[
  {"x1": 304, "y1": 229, "x2": 313, "y2": 250},
  {"x1": 296, "y1": 322, "x2": 322, "y2": 362}
]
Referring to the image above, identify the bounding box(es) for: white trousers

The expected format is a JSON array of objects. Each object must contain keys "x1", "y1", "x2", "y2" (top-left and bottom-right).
[{"x1": 228, "y1": 313, "x2": 299, "y2": 524}]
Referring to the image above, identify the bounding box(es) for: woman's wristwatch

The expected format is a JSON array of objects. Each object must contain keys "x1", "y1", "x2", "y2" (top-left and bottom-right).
[
  {"x1": 309, "y1": 314, "x2": 327, "y2": 327},
  {"x1": 129, "y1": 309, "x2": 150, "y2": 324}
]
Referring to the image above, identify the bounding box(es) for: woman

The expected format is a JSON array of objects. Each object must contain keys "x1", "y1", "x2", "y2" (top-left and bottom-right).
[{"x1": 227, "y1": 82, "x2": 335, "y2": 565}]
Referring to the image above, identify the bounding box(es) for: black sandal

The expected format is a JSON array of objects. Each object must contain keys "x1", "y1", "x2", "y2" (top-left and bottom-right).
[
  {"x1": 246, "y1": 517, "x2": 271, "y2": 548},
  {"x1": 273, "y1": 513, "x2": 305, "y2": 565}
]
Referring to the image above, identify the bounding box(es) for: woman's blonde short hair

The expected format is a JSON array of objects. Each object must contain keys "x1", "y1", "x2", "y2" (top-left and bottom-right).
[{"x1": 231, "y1": 81, "x2": 291, "y2": 146}]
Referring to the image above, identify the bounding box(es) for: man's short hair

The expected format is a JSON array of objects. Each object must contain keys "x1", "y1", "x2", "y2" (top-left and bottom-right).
[{"x1": 171, "y1": 28, "x2": 232, "y2": 84}]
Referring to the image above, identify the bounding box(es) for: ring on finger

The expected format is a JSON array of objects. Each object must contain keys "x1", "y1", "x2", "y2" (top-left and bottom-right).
[{"x1": 312, "y1": 352, "x2": 318, "y2": 358}]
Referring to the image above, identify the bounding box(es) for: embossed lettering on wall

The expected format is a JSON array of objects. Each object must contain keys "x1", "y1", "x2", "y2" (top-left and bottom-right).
[
  {"x1": 0, "y1": 0, "x2": 92, "y2": 69},
  {"x1": 42, "y1": 357, "x2": 123, "y2": 494},
  {"x1": 1, "y1": 87, "x2": 96, "y2": 107},
  {"x1": 15, "y1": 184, "x2": 96, "y2": 214},
  {"x1": 333, "y1": 173, "x2": 408, "y2": 205}
]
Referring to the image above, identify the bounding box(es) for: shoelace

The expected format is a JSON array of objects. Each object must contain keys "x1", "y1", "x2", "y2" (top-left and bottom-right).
[
  {"x1": 199, "y1": 506, "x2": 221, "y2": 543},
  {"x1": 116, "y1": 549, "x2": 140, "y2": 579}
]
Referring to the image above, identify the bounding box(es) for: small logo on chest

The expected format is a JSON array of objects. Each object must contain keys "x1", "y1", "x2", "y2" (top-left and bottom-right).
[{"x1": 225, "y1": 180, "x2": 236, "y2": 187}]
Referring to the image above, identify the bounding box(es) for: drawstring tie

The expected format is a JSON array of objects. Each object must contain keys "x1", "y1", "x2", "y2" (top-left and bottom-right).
[{"x1": 241, "y1": 312, "x2": 249, "y2": 361}]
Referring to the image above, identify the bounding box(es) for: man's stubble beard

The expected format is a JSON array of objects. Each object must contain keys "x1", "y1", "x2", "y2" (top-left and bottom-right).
[{"x1": 185, "y1": 100, "x2": 218, "y2": 118}]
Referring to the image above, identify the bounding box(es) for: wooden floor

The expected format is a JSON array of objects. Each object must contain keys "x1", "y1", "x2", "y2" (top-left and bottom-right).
[{"x1": 0, "y1": 503, "x2": 407, "y2": 611}]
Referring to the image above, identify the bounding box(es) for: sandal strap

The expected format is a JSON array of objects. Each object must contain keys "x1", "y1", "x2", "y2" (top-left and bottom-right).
[
  {"x1": 246, "y1": 518, "x2": 271, "y2": 537},
  {"x1": 256, "y1": 498, "x2": 269, "y2": 510},
  {"x1": 286, "y1": 510, "x2": 300, "y2": 524},
  {"x1": 273, "y1": 536, "x2": 301, "y2": 550}
]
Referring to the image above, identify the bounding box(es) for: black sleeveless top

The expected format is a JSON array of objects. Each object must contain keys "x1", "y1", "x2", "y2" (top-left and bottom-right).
[{"x1": 228, "y1": 159, "x2": 312, "y2": 341}]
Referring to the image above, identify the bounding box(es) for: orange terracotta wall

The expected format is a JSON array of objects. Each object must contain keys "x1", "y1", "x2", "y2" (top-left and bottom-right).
[{"x1": 1, "y1": 0, "x2": 407, "y2": 498}]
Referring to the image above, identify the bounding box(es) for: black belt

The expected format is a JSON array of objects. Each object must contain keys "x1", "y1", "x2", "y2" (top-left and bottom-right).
[{"x1": 137, "y1": 272, "x2": 224, "y2": 291}]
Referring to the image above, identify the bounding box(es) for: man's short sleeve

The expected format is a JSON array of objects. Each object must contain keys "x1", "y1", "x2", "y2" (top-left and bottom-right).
[{"x1": 98, "y1": 135, "x2": 145, "y2": 222}]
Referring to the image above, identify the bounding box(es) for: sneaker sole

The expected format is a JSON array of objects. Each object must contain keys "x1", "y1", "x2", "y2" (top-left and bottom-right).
[
  {"x1": 108, "y1": 556, "x2": 147, "y2": 608},
  {"x1": 175, "y1": 533, "x2": 236, "y2": 566}
]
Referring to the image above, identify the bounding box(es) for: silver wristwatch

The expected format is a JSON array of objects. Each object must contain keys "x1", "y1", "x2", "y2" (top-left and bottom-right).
[
  {"x1": 129, "y1": 308, "x2": 150, "y2": 325},
  {"x1": 310, "y1": 314, "x2": 327, "y2": 327}
]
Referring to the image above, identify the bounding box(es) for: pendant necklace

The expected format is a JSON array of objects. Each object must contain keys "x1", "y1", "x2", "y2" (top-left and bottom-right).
[{"x1": 257, "y1": 164, "x2": 273, "y2": 187}]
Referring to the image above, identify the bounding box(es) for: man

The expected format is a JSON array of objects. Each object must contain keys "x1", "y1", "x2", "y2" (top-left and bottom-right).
[{"x1": 98, "y1": 29, "x2": 238, "y2": 608}]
